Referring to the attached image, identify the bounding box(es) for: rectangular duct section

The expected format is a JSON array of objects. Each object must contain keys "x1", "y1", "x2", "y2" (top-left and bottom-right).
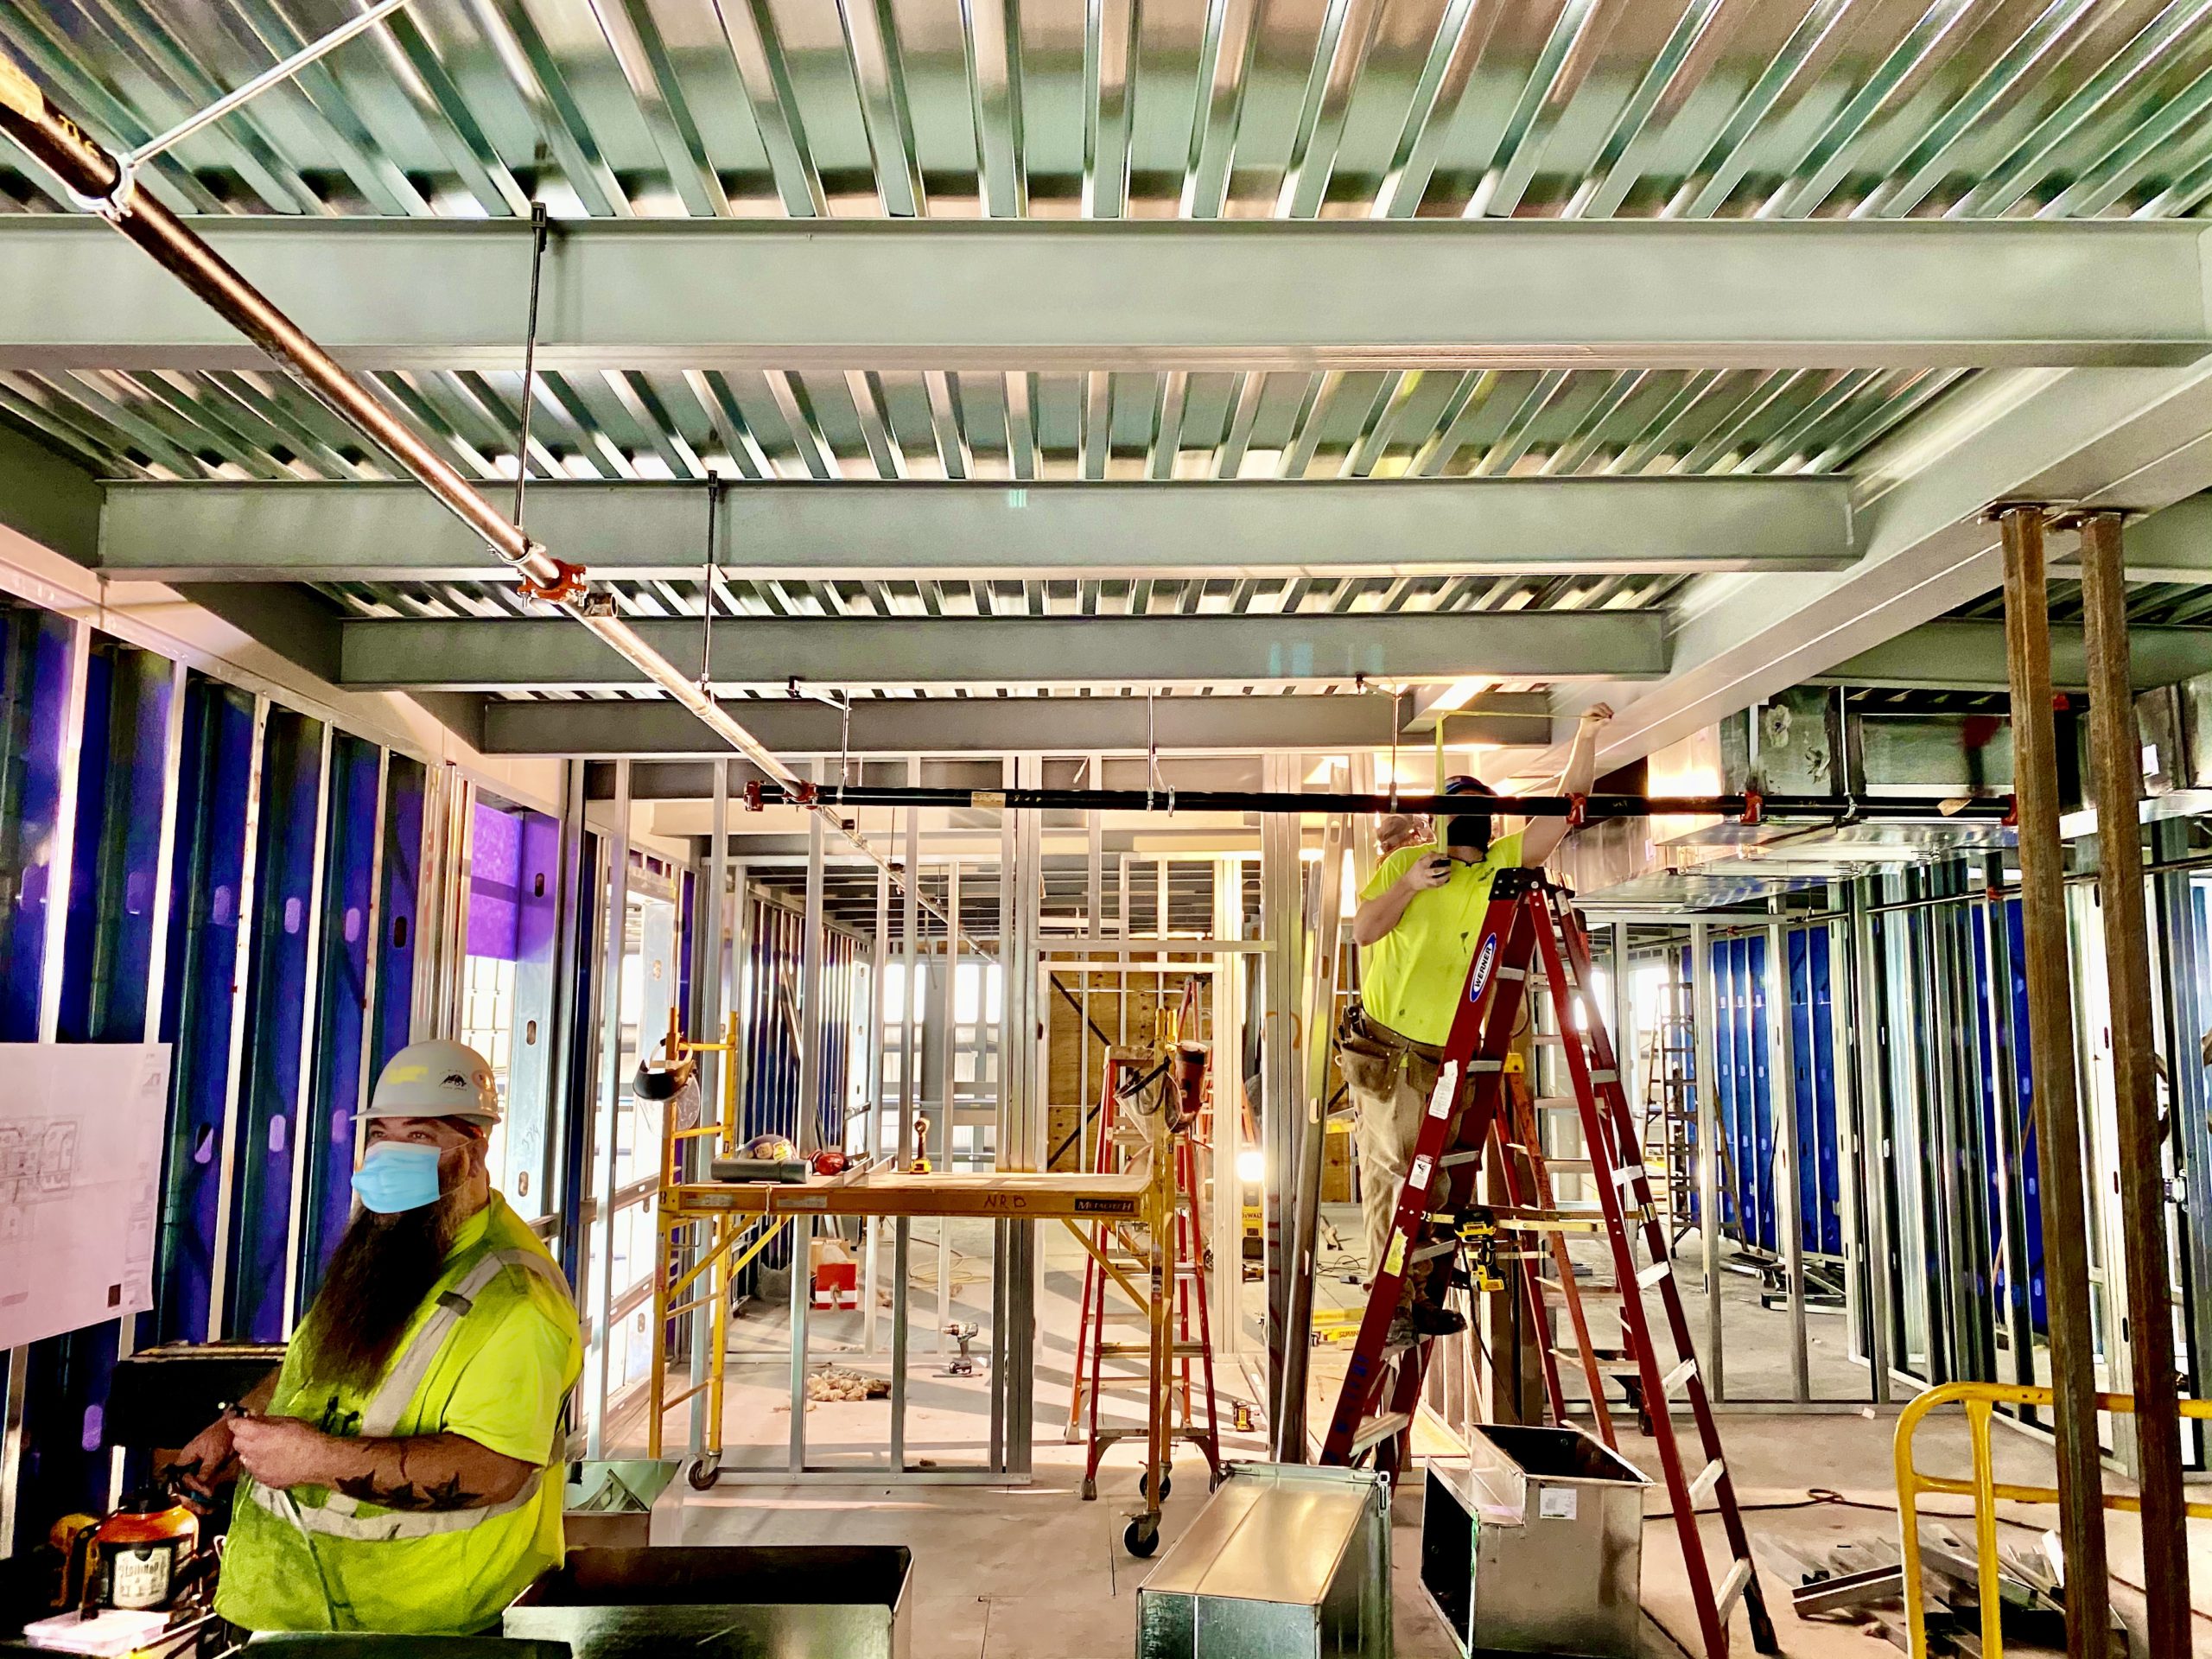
[{"x1": 1565, "y1": 673, "x2": 2209, "y2": 911}]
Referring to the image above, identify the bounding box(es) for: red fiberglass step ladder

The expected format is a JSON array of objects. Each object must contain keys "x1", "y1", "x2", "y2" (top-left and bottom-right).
[
  {"x1": 1319, "y1": 867, "x2": 1778, "y2": 1659},
  {"x1": 1066, "y1": 1045, "x2": 1222, "y2": 1508}
]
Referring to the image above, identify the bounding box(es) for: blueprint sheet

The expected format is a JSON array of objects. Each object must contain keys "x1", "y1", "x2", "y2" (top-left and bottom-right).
[{"x1": 0, "y1": 1043, "x2": 171, "y2": 1349}]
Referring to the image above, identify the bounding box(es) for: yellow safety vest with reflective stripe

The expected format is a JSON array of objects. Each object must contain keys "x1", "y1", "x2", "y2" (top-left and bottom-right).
[{"x1": 214, "y1": 1195, "x2": 582, "y2": 1634}]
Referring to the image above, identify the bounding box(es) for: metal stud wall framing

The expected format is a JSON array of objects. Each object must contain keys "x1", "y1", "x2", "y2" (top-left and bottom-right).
[{"x1": 0, "y1": 587, "x2": 548, "y2": 1554}]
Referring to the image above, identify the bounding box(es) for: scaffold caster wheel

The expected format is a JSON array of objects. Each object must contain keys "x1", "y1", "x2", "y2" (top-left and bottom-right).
[
  {"x1": 687, "y1": 1458, "x2": 721, "y2": 1491},
  {"x1": 1139, "y1": 1469, "x2": 1171, "y2": 1501},
  {"x1": 1081, "y1": 1478, "x2": 1097, "y2": 1501},
  {"x1": 1124, "y1": 1518, "x2": 1160, "y2": 1558}
]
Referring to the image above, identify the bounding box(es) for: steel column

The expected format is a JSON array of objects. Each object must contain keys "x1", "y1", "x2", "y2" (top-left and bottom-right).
[
  {"x1": 1996, "y1": 505, "x2": 2109, "y2": 1657},
  {"x1": 2077, "y1": 510, "x2": 2190, "y2": 1649}
]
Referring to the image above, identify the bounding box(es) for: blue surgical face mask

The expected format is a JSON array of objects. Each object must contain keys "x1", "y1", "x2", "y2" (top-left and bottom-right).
[{"x1": 351, "y1": 1141, "x2": 445, "y2": 1214}]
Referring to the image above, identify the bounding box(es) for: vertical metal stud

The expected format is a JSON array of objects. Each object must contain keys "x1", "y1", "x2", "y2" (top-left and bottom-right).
[
  {"x1": 112, "y1": 657, "x2": 191, "y2": 1506},
  {"x1": 279, "y1": 724, "x2": 335, "y2": 1334},
  {"x1": 586, "y1": 760, "x2": 631, "y2": 1459},
  {"x1": 1846, "y1": 880, "x2": 1894, "y2": 1404},
  {"x1": 891, "y1": 779, "x2": 920, "y2": 1474},
  {"x1": 206, "y1": 695, "x2": 270, "y2": 1343}
]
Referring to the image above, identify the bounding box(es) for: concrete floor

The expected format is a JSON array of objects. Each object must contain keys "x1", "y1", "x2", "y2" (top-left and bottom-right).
[{"x1": 616, "y1": 1215, "x2": 2212, "y2": 1657}]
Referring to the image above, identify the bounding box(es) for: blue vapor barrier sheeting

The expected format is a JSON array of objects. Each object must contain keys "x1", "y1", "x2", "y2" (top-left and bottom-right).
[
  {"x1": 376, "y1": 754, "x2": 427, "y2": 1077},
  {"x1": 156, "y1": 677, "x2": 257, "y2": 1344},
  {"x1": 58, "y1": 641, "x2": 173, "y2": 1045},
  {"x1": 0, "y1": 606, "x2": 73, "y2": 1037},
  {"x1": 0, "y1": 586, "x2": 464, "y2": 1562},
  {"x1": 227, "y1": 709, "x2": 327, "y2": 1342},
  {"x1": 1707, "y1": 930, "x2": 1843, "y2": 1259},
  {"x1": 1994, "y1": 898, "x2": 2047, "y2": 1332},
  {"x1": 301, "y1": 734, "x2": 381, "y2": 1296},
  {"x1": 16, "y1": 633, "x2": 175, "y2": 1525}
]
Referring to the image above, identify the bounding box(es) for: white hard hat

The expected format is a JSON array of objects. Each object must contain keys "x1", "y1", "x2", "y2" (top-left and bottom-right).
[{"x1": 365, "y1": 1039, "x2": 500, "y2": 1128}]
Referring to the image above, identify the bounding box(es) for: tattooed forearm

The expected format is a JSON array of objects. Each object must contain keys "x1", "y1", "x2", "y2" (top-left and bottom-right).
[
  {"x1": 334, "y1": 1470, "x2": 480, "y2": 1511},
  {"x1": 326, "y1": 1432, "x2": 534, "y2": 1510}
]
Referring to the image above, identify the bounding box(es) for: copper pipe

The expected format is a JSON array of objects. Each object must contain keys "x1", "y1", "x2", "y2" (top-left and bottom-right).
[{"x1": 0, "y1": 62, "x2": 971, "y2": 938}]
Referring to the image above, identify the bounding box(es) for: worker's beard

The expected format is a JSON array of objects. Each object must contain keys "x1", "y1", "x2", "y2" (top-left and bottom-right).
[{"x1": 300, "y1": 1150, "x2": 477, "y2": 1392}]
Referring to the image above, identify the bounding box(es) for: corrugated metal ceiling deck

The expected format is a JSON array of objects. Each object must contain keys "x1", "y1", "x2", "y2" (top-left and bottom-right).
[{"x1": 3, "y1": 0, "x2": 2209, "y2": 708}]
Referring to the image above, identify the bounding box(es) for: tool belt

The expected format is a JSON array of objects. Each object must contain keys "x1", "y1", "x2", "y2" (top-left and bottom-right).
[{"x1": 1334, "y1": 1001, "x2": 1447, "y2": 1101}]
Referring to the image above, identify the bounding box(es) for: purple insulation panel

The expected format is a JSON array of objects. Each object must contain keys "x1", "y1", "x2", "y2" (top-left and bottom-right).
[{"x1": 467, "y1": 800, "x2": 524, "y2": 961}]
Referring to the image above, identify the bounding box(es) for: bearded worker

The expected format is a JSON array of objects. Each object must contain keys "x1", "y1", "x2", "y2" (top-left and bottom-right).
[
  {"x1": 1338, "y1": 705, "x2": 1613, "y2": 1338},
  {"x1": 179, "y1": 1042, "x2": 581, "y2": 1636}
]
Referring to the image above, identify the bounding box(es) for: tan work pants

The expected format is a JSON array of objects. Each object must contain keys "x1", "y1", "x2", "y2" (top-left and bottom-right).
[{"x1": 1334, "y1": 1012, "x2": 1445, "y2": 1276}]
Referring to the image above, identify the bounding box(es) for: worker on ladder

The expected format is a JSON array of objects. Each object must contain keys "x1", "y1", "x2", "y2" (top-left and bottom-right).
[{"x1": 1336, "y1": 704, "x2": 1613, "y2": 1342}]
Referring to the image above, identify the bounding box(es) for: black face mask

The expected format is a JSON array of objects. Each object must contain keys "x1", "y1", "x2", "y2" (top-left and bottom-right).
[{"x1": 1445, "y1": 813, "x2": 1492, "y2": 854}]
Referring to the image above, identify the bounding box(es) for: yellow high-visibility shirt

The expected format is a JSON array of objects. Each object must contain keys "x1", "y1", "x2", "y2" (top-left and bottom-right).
[
  {"x1": 215, "y1": 1193, "x2": 582, "y2": 1635},
  {"x1": 1357, "y1": 833, "x2": 1525, "y2": 1048}
]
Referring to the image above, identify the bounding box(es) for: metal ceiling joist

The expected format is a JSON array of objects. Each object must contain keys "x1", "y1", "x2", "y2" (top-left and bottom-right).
[
  {"x1": 1820, "y1": 620, "x2": 2212, "y2": 693},
  {"x1": 95, "y1": 475, "x2": 1858, "y2": 582},
  {"x1": 477, "y1": 690, "x2": 1548, "y2": 757},
  {"x1": 1526, "y1": 359, "x2": 2212, "y2": 776},
  {"x1": 339, "y1": 610, "x2": 1667, "y2": 692},
  {"x1": 2, "y1": 219, "x2": 2208, "y2": 373}
]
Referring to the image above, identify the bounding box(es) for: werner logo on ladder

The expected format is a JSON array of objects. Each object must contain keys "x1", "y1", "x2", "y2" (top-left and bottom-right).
[{"x1": 1320, "y1": 867, "x2": 1780, "y2": 1659}]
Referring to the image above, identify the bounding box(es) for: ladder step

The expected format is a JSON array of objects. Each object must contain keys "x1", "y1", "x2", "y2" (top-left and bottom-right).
[
  {"x1": 1537, "y1": 1278, "x2": 1622, "y2": 1300},
  {"x1": 1553, "y1": 1347, "x2": 1640, "y2": 1376},
  {"x1": 1097, "y1": 1342, "x2": 1212, "y2": 1358},
  {"x1": 1534, "y1": 1097, "x2": 1580, "y2": 1114},
  {"x1": 1688, "y1": 1459, "x2": 1726, "y2": 1507},
  {"x1": 1716, "y1": 1557, "x2": 1755, "y2": 1618},
  {"x1": 1439, "y1": 1149, "x2": 1483, "y2": 1169},
  {"x1": 1611, "y1": 1162, "x2": 1647, "y2": 1189},
  {"x1": 1636, "y1": 1259, "x2": 1673, "y2": 1289},
  {"x1": 1412, "y1": 1241, "x2": 1455, "y2": 1265},
  {"x1": 1662, "y1": 1357, "x2": 1698, "y2": 1398},
  {"x1": 1591, "y1": 1069, "x2": 1618, "y2": 1085},
  {"x1": 1350, "y1": 1411, "x2": 1412, "y2": 1459},
  {"x1": 1544, "y1": 1158, "x2": 1594, "y2": 1173}
]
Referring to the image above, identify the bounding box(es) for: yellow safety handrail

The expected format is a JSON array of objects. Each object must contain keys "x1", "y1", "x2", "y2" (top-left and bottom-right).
[{"x1": 1894, "y1": 1381, "x2": 2212, "y2": 1657}]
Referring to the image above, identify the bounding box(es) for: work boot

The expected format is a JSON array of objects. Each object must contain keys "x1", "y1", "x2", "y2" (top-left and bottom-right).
[
  {"x1": 1384, "y1": 1301, "x2": 1465, "y2": 1347},
  {"x1": 1408, "y1": 1301, "x2": 1467, "y2": 1338}
]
